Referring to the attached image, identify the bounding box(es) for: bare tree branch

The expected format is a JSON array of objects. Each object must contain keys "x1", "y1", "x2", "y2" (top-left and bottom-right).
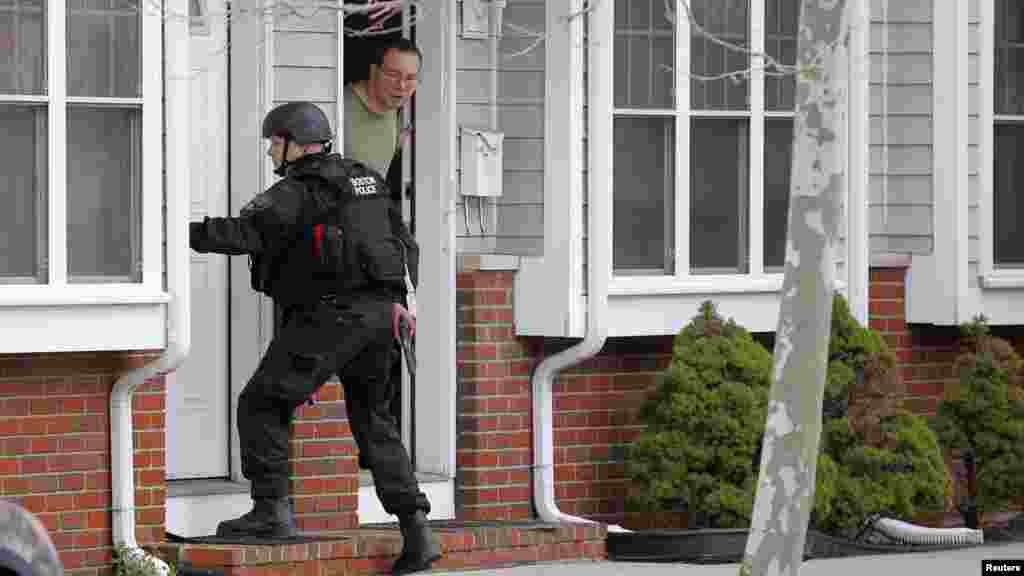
[{"x1": 153, "y1": 0, "x2": 428, "y2": 81}]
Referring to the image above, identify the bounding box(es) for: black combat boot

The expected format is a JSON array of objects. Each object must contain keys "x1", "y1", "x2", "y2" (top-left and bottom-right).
[
  {"x1": 216, "y1": 498, "x2": 296, "y2": 539},
  {"x1": 391, "y1": 511, "x2": 441, "y2": 575}
]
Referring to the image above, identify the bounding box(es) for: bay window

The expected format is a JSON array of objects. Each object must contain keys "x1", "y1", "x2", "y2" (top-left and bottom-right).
[
  {"x1": 611, "y1": 0, "x2": 798, "y2": 279},
  {"x1": 0, "y1": 0, "x2": 164, "y2": 353},
  {"x1": 0, "y1": 0, "x2": 159, "y2": 291}
]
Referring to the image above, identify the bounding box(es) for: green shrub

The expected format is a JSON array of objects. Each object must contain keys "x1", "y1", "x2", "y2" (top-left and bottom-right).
[
  {"x1": 625, "y1": 301, "x2": 773, "y2": 528},
  {"x1": 813, "y1": 295, "x2": 950, "y2": 536},
  {"x1": 626, "y1": 295, "x2": 950, "y2": 535},
  {"x1": 931, "y1": 317, "x2": 1024, "y2": 514}
]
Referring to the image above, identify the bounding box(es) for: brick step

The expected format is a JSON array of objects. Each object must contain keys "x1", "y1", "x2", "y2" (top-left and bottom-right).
[{"x1": 155, "y1": 521, "x2": 607, "y2": 576}]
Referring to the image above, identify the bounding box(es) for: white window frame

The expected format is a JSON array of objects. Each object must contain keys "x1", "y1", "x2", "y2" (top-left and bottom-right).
[
  {"x1": 0, "y1": 1, "x2": 167, "y2": 353},
  {"x1": 599, "y1": 0, "x2": 867, "y2": 333},
  {"x1": 607, "y1": 0, "x2": 796, "y2": 295},
  {"x1": 517, "y1": 0, "x2": 868, "y2": 337},
  {"x1": 980, "y1": 0, "x2": 1024, "y2": 289}
]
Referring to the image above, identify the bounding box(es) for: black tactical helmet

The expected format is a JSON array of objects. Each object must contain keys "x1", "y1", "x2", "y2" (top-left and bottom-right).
[{"x1": 261, "y1": 101, "x2": 333, "y2": 145}]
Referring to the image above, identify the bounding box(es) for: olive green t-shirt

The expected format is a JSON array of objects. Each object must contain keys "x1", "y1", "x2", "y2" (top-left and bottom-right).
[{"x1": 343, "y1": 82, "x2": 400, "y2": 178}]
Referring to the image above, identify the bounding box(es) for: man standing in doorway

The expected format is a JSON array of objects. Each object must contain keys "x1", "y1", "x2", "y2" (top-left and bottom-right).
[
  {"x1": 345, "y1": 36, "x2": 421, "y2": 466},
  {"x1": 344, "y1": 37, "x2": 420, "y2": 192}
]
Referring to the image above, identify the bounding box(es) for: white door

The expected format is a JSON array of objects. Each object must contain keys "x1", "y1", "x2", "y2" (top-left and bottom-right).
[{"x1": 167, "y1": 0, "x2": 231, "y2": 480}]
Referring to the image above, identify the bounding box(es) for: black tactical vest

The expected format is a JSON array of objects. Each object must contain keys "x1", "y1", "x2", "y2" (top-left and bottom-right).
[{"x1": 266, "y1": 158, "x2": 417, "y2": 306}]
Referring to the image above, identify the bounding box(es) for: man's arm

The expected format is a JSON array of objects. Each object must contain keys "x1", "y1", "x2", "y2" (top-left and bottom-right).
[
  {"x1": 190, "y1": 181, "x2": 302, "y2": 255},
  {"x1": 190, "y1": 216, "x2": 270, "y2": 255}
]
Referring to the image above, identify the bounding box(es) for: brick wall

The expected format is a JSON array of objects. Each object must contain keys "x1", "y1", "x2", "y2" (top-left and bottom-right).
[
  {"x1": 455, "y1": 267, "x2": 670, "y2": 526},
  {"x1": 549, "y1": 339, "x2": 671, "y2": 525},
  {"x1": 0, "y1": 352, "x2": 166, "y2": 576},
  {"x1": 868, "y1": 265, "x2": 961, "y2": 415},
  {"x1": 455, "y1": 263, "x2": 1023, "y2": 527},
  {"x1": 455, "y1": 270, "x2": 534, "y2": 521},
  {"x1": 291, "y1": 380, "x2": 359, "y2": 530}
]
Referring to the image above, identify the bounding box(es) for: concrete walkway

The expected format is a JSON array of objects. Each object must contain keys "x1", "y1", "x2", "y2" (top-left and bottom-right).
[{"x1": 431, "y1": 541, "x2": 1024, "y2": 575}]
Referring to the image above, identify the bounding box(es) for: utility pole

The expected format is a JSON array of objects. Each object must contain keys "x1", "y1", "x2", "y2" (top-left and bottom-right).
[{"x1": 740, "y1": 0, "x2": 851, "y2": 574}]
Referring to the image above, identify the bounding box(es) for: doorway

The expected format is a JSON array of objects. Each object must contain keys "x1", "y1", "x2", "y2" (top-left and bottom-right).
[
  {"x1": 166, "y1": 0, "x2": 231, "y2": 482},
  {"x1": 270, "y1": 0, "x2": 418, "y2": 459}
]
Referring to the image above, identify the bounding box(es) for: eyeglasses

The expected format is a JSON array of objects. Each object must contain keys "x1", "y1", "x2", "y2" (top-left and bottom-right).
[{"x1": 380, "y1": 67, "x2": 419, "y2": 86}]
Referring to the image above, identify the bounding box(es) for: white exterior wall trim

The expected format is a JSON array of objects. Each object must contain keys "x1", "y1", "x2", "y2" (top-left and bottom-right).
[
  {"x1": 978, "y1": 0, "x2": 1024, "y2": 292},
  {"x1": 580, "y1": 0, "x2": 868, "y2": 337},
  {"x1": 514, "y1": 0, "x2": 586, "y2": 338},
  {"x1": 974, "y1": 0, "x2": 1024, "y2": 322},
  {"x1": 415, "y1": 0, "x2": 459, "y2": 482},
  {"x1": 908, "y1": 0, "x2": 971, "y2": 325},
  {"x1": 515, "y1": 0, "x2": 869, "y2": 337},
  {"x1": 847, "y1": 0, "x2": 871, "y2": 325}
]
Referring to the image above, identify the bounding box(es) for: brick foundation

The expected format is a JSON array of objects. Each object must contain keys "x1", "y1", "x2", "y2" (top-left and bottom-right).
[
  {"x1": 455, "y1": 267, "x2": 671, "y2": 526},
  {"x1": 0, "y1": 352, "x2": 166, "y2": 576},
  {"x1": 456, "y1": 261, "x2": 1024, "y2": 528},
  {"x1": 455, "y1": 271, "x2": 534, "y2": 521},
  {"x1": 0, "y1": 352, "x2": 359, "y2": 574},
  {"x1": 157, "y1": 523, "x2": 607, "y2": 576},
  {"x1": 291, "y1": 380, "x2": 360, "y2": 531},
  {"x1": 549, "y1": 339, "x2": 671, "y2": 525},
  {"x1": 869, "y1": 266, "x2": 961, "y2": 415}
]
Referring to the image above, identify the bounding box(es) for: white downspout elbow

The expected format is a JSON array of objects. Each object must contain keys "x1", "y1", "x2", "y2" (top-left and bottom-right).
[
  {"x1": 110, "y1": 1, "x2": 190, "y2": 571},
  {"x1": 530, "y1": 1, "x2": 626, "y2": 532}
]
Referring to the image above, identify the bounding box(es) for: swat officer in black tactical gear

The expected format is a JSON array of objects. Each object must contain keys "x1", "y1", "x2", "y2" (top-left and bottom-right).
[{"x1": 189, "y1": 101, "x2": 441, "y2": 575}]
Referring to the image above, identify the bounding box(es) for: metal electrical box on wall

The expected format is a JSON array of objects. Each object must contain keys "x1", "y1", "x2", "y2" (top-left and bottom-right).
[{"x1": 460, "y1": 128, "x2": 504, "y2": 198}]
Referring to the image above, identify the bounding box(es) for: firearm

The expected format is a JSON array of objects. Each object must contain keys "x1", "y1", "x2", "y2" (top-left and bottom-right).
[{"x1": 398, "y1": 313, "x2": 415, "y2": 376}]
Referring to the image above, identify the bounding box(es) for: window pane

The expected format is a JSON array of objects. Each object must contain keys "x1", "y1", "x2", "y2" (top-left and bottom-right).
[
  {"x1": 690, "y1": 0, "x2": 749, "y2": 111},
  {"x1": 0, "y1": 104, "x2": 47, "y2": 283},
  {"x1": 67, "y1": 0, "x2": 141, "y2": 98},
  {"x1": 764, "y1": 118, "x2": 793, "y2": 269},
  {"x1": 691, "y1": 118, "x2": 749, "y2": 273},
  {"x1": 995, "y1": 123, "x2": 1024, "y2": 266},
  {"x1": 996, "y1": 0, "x2": 1024, "y2": 115},
  {"x1": 765, "y1": 0, "x2": 798, "y2": 111},
  {"x1": 613, "y1": 116, "x2": 675, "y2": 274},
  {"x1": 67, "y1": 107, "x2": 142, "y2": 282},
  {"x1": 0, "y1": 0, "x2": 46, "y2": 94},
  {"x1": 614, "y1": 0, "x2": 674, "y2": 109}
]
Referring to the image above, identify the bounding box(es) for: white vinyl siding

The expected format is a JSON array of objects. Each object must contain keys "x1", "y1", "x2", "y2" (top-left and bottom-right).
[
  {"x1": 456, "y1": 0, "x2": 546, "y2": 256},
  {"x1": 868, "y1": 0, "x2": 933, "y2": 256}
]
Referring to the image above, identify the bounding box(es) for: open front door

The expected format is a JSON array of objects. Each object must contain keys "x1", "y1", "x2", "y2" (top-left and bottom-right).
[{"x1": 167, "y1": 0, "x2": 231, "y2": 481}]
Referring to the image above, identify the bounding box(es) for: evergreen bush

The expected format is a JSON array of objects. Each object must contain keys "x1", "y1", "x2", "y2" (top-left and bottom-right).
[
  {"x1": 813, "y1": 295, "x2": 950, "y2": 536},
  {"x1": 625, "y1": 301, "x2": 773, "y2": 528},
  {"x1": 931, "y1": 316, "x2": 1024, "y2": 516},
  {"x1": 626, "y1": 296, "x2": 950, "y2": 536}
]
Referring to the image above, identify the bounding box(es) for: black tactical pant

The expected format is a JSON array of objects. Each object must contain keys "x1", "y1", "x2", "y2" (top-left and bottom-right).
[{"x1": 237, "y1": 293, "x2": 431, "y2": 518}]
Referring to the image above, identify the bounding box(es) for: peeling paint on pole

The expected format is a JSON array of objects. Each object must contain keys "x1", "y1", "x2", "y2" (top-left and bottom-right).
[{"x1": 740, "y1": 1, "x2": 850, "y2": 575}]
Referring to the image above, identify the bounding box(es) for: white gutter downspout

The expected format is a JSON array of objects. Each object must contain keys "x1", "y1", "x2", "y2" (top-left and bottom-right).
[
  {"x1": 110, "y1": 1, "x2": 190, "y2": 571},
  {"x1": 530, "y1": 0, "x2": 626, "y2": 532}
]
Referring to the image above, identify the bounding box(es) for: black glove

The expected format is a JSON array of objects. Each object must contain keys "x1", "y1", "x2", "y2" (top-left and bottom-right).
[{"x1": 189, "y1": 220, "x2": 206, "y2": 251}]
